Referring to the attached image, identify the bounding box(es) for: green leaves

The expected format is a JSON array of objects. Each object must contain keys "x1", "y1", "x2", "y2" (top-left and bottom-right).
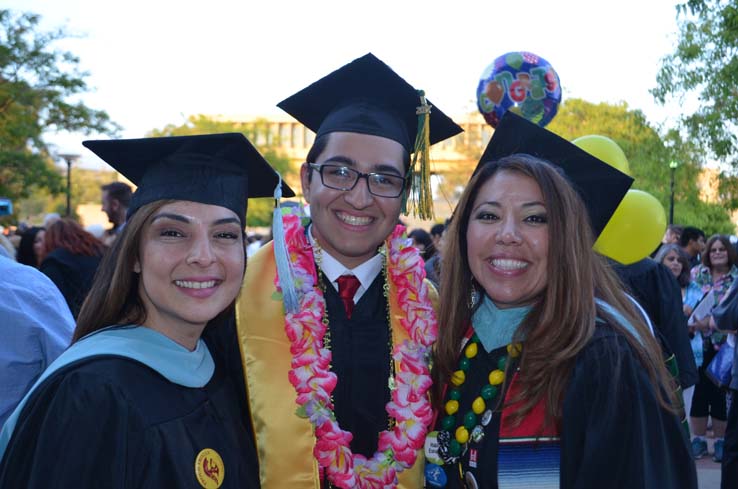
[
  {"x1": 547, "y1": 98, "x2": 735, "y2": 235},
  {"x1": 653, "y1": 0, "x2": 738, "y2": 167},
  {"x1": 0, "y1": 9, "x2": 119, "y2": 213}
]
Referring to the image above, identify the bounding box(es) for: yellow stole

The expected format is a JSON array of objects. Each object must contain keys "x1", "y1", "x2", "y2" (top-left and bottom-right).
[{"x1": 236, "y1": 241, "x2": 435, "y2": 489}]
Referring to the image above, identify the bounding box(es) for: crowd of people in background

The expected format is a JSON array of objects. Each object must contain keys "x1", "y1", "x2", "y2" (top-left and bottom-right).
[{"x1": 652, "y1": 224, "x2": 738, "y2": 472}]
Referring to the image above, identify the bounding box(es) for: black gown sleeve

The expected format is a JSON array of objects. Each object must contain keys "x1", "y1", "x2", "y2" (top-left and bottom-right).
[
  {"x1": 0, "y1": 366, "x2": 143, "y2": 489},
  {"x1": 653, "y1": 263, "x2": 699, "y2": 388},
  {"x1": 559, "y1": 327, "x2": 698, "y2": 489}
]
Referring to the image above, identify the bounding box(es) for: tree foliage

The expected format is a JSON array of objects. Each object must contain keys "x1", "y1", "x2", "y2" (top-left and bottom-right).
[
  {"x1": 0, "y1": 9, "x2": 119, "y2": 209},
  {"x1": 652, "y1": 0, "x2": 738, "y2": 167},
  {"x1": 17, "y1": 167, "x2": 116, "y2": 223},
  {"x1": 546, "y1": 98, "x2": 734, "y2": 235},
  {"x1": 148, "y1": 115, "x2": 296, "y2": 227}
]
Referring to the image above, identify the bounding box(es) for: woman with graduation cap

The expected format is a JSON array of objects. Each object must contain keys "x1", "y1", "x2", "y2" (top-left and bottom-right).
[
  {"x1": 0, "y1": 133, "x2": 294, "y2": 489},
  {"x1": 427, "y1": 112, "x2": 697, "y2": 489},
  {"x1": 236, "y1": 53, "x2": 461, "y2": 488}
]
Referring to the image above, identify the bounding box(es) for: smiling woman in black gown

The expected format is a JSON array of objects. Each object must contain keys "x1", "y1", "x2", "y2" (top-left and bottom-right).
[
  {"x1": 0, "y1": 133, "x2": 294, "y2": 489},
  {"x1": 426, "y1": 113, "x2": 697, "y2": 489}
]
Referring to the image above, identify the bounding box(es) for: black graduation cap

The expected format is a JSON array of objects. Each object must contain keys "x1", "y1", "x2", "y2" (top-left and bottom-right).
[
  {"x1": 277, "y1": 53, "x2": 463, "y2": 154},
  {"x1": 83, "y1": 133, "x2": 295, "y2": 226},
  {"x1": 476, "y1": 112, "x2": 633, "y2": 238}
]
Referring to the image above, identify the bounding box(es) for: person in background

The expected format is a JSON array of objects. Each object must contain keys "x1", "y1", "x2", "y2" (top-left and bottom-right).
[
  {"x1": 655, "y1": 242, "x2": 704, "y2": 431},
  {"x1": 429, "y1": 112, "x2": 695, "y2": 489},
  {"x1": 681, "y1": 226, "x2": 707, "y2": 270},
  {"x1": 652, "y1": 223, "x2": 684, "y2": 258},
  {"x1": 665, "y1": 224, "x2": 685, "y2": 245},
  {"x1": 711, "y1": 280, "x2": 738, "y2": 489},
  {"x1": 38, "y1": 218, "x2": 107, "y2": 318},
  {"x1": 689, "y1": 234, "x2": 738, "y2": 462},
  {"x1": 612, "y1": 254, "x2": 698, "y2": 432},
  {"x1": 425, "y1": 219, "x2": 449, "y2": 289},
  {"x1": 655, "y1": 243, "x2": 701, "y2": 316},
  {"x1": 0, "y1": 256, "x2": 74, "y2": 427},
  {"x1": 100, "y1": 181, "x2": 132, "y2": 245},
  {"x1": 0, "y1": 132, "x2": 290, "y2": 488},
  {"x1": 430, "y1": 222, "x2": 446, "y2": 250},
  {"x1": 16, "y1": 226, "x2": 44, "y2": 268},
  {"x1": 409, "y1": 227, "x2": 434, "y2": 261}
]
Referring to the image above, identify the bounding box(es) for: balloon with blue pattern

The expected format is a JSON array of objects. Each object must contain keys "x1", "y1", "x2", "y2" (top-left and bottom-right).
[{"x1": 476, "y1": 51, "x2": 562, "y2": 128}]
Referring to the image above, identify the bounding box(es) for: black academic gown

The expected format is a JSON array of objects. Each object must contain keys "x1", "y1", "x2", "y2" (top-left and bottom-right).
[
  {"x1": 0, "y1": 321, "x2": 258, "y2": 489},
  {"x1": 613, "y1": 258, "x2": 699, "y2": 389},
  {"x1": 39, "y1": 248, "x2": 102, "y2": 318},
  {"x1": 432, "y1": 325, "x2": 697, "y2": 489},
  {"x1": 322, "y1": 272, "x2": 392, "y2": 458}
]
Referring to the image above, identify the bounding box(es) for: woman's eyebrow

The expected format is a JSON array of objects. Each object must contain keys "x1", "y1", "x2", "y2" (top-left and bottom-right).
[{"x1": 151, "y1": 213, "x2": 189, "y2": 223}]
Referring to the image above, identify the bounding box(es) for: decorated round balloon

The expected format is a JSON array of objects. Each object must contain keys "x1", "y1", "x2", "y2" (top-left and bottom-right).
[{"x1": 477, "y1": 52, "x2": 562, "y2": 128}]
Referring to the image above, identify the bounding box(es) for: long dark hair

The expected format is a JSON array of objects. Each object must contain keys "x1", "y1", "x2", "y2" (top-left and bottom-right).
[
  {"x1": 17, "y1": 226, "x2": 44, "y2": 267},
  {"x1": 74, "y1": 200, "x2": 173, "y2": 342},
  {"x1": 433, "y1": 155, "x2": 675, "y2": 426}
]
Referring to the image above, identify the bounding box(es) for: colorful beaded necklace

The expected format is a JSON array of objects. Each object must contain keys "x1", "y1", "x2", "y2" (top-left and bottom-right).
[{"x1": 427, "y1": 335, "x2": 522, "y2": 466}]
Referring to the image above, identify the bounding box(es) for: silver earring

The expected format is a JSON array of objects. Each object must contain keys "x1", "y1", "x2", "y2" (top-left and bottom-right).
[{"x1": 469, "y1": 280, "x2": 480, "y2": 309}]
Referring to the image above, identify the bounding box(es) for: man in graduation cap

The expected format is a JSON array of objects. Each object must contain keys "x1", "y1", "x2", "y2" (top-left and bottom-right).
[
  {"x1": 235, "y1": 53, "x2": 462, "y2": 489},
  {"x1": 0, "y1": 133, "x2": 293, "y2": 489}
]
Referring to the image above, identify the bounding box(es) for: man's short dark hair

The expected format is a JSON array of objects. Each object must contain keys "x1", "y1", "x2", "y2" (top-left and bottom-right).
[
  {"x1": 101, "y1": 182, "x2": 132, "y2": 208},
  {"x1": 679, "y1": 226, "x2": 705, "y2": 247}
]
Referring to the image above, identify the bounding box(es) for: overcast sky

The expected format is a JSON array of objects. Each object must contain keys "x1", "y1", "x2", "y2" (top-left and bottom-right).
[{"x1": 6, "y1": 0, "x2": 685, "y2": 169}]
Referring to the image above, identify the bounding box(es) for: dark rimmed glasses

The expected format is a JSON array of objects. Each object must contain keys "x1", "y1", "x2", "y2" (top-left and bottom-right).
[{"x1": 308, "y1": 163, "x2": 406, "y2": 198}]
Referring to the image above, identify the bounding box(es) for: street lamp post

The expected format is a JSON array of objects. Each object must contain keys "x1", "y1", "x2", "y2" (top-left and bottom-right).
[
  {"x1": 59, "y1": 153, "x2": 80, "y2": 217},
  {"x1": 669, "y1": 160, "x2": 678, "y2": 225}
]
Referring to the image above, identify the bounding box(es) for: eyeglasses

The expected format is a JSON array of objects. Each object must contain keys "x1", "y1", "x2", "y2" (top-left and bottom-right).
[
  {"x1": 308, "y1": 163, "x2": 406, "y2": 198},
  {"x1": 710, "y1": 248, "x2": 727, "y2": 254}
]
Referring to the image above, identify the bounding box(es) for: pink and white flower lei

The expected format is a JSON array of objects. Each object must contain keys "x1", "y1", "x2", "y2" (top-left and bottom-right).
[{"x1": 275, "y1": 213, "x2": 438, "y2": 489}]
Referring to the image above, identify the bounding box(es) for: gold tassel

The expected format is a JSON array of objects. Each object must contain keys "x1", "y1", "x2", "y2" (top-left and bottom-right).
[{"x1": 404, "y1": 90, "x2": 434, "y2": 220}]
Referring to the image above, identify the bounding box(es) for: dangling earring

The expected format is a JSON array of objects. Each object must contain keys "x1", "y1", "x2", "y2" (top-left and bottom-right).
[{"x1": 469, "y1": 278, "x2": 480, "y2": 309}]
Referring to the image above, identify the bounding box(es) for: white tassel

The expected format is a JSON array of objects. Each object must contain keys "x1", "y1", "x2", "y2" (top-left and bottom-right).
[{"x1": 271, "y1": 175, "x2": 299, "y2": 314}]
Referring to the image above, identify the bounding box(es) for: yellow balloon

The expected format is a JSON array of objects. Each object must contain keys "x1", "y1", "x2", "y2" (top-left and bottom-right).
[
  {"x1": 572, "y1": 135, "x2": 631, "y2": 175},
  {"x1": 593, "y1": 189, "x2": 666, "y2": 265}
]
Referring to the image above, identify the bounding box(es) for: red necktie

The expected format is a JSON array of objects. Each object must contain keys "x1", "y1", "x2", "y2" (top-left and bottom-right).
[{"x1": 336, "y1": 275, "x2": 361, "y2": 319}]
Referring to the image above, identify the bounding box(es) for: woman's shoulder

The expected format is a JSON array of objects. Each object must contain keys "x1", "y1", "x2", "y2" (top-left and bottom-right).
[
  {"x1": 28, "y1": 355, "x2": 205, "y2": 426},
  {"x1": 584, "y1": 322, "x2": 633, "y2": 353},
  {"x1": 573, "y1": 321, "x2": 644, "y2": 377},
  {"x1": 34, "y1": 356, "x2": 156, "y2": 403},
  {"x1": 9, "y1": 356, "x2": 146, "y2": 441}
]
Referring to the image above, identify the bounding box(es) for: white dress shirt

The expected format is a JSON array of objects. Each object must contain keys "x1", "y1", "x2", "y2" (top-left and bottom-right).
[{"x1": 308, "y1": 226, "x2": 383, "y2": 303}]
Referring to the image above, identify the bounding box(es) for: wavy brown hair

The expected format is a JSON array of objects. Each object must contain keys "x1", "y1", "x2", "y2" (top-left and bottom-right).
[
  {"x1": 432, "y1": 155, "x2": 675, "y2": 427},
  {"x1": 73, "y1": 200, "x2": 174, "y2": 342},
  {"x1": 40, "y1": 218, "x2": 106, "y2": 261},
  {"x1": 701, "y1": 234, "x2": 737, "y2": 270}
]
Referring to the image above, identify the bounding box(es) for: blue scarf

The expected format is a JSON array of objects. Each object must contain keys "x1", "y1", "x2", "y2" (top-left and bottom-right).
[{"x1": 471, "y1": 295, "x2": 531, "y2": 353}]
